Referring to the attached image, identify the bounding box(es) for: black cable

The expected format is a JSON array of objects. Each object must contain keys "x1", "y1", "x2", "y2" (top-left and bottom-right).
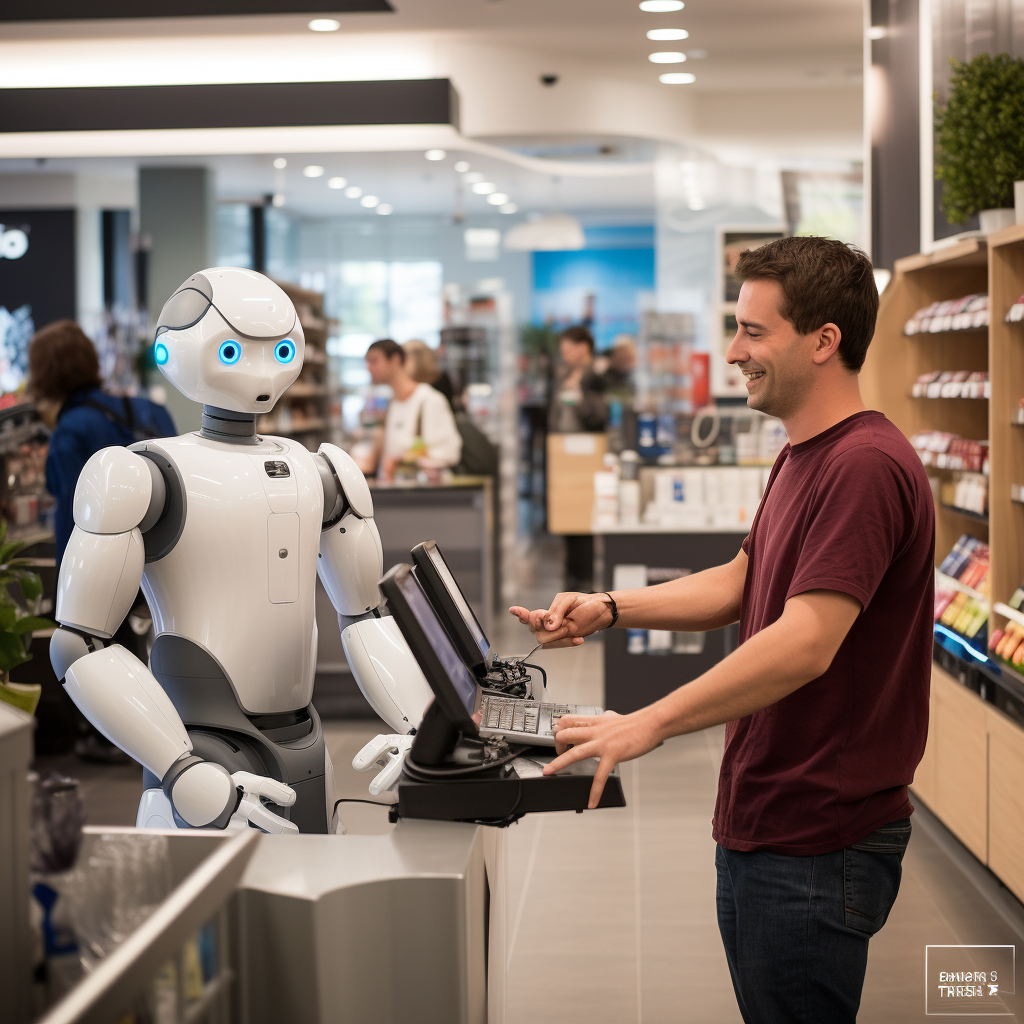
[
  {"x1": 332, "y1": 797, "x2": 392, "y2": 815},
  {"x1": 524, "y1": 662, "x2": 547, "y2": 692},
  {"x1": 403, "y1": 744, "x2": 530, "y2": 780}
]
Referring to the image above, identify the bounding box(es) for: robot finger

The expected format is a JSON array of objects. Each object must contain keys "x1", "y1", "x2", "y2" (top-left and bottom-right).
[
  {"x1": 231, "y1": 771, "x2": 297, "y2": 807},
  {"x1": 368, "y1": 753, "x2": 406, "y2": 796},
  {"x1": 237, "y1": 795, "x2": 300, "y2": 834}
]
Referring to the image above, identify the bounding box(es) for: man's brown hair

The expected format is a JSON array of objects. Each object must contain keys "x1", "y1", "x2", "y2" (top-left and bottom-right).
[
  {"x1": 366, "y1": 337, "x2": 405, "y2": 364},
  {"x1": 734, "y1": 236, "x2": 878, "y2": 372},
  {"x1": 28, "y1": 320, "x2": 102, "y2": 400},
  {"x1": 559, "y1": 325, "x2": 595, "y2": 352}
]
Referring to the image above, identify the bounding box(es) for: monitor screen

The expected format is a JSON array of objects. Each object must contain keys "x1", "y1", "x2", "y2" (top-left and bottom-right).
[
  {"x1": 425, "y1": 544, "x2": 490, "y2": 662},
  {"x1": 395, "y1": 567, "x2": 479, "y2": 719}
]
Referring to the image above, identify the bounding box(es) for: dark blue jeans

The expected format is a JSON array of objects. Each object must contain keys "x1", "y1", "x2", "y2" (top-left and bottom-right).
[{"x1": 716, "y1": 817, "x2": 911, "y2": 1024}]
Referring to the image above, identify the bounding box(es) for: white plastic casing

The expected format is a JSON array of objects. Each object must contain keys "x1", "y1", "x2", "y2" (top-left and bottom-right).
[
  {"x1": 56, "y1": 527, "x2": 145, "y2": 638},
  {"x1": 318, "y1": 512, "x2": 383, "y2": 616},
  {"x1": 340, "y1": 617, "x2": 433, "y2": 733},
  {"x1": 170, "y1": 762, "x2": 236, "y2": 827},
  {"x1": 157, "y1": 268, "x2": 304, "y2": 414},
  {"x1": 139, "y1": 433, "x2": 323, "y2": 713},
  {"x1": 63, "y1": 646, "x2": 191, "y2": 778},
  {"x1": 73, "y1": 447, "x2": 154, "y2": 534},
  {"x1": 318, "y1": 442, "x2": 373, "y2": 519}
]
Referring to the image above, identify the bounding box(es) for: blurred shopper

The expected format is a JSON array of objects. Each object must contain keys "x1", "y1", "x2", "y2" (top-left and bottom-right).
[
  {"x1": 548, "y1": 325, "x2": 607, "y2": 433},
  {"x1": 512, "y1": 237, "x2": 932, "y2": 1024},
  {"x1": 403, "y1": 338, "x2": 457, "y2": 409},
  {"x1": 599, "y1": 336, "x2": 637, "y2": 402},
  {"x1": 29, "y1": 319, "x2": 176, "y2": 762},
  {"x1": 365, "y1": 338, "x2": 462, "y2": 480}
]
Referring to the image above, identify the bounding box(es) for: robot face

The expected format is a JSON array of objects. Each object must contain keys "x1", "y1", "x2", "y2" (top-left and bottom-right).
[{"x1": 154, "y1": 268, "x2": 305, "y2": 414}]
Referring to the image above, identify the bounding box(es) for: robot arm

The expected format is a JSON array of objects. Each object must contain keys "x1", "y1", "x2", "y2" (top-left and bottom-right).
[{"x1": 51, "y1": 448, "x2": 297, "y2": 833}]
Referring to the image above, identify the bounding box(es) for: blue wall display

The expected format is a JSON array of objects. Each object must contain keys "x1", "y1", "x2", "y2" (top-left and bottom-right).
[{"x1": 531, "y1": 226, "x2": 654, "y2": 349}]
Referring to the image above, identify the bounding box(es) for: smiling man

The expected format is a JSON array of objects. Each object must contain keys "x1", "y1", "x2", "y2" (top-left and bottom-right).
[{"x1": 510, "y1": 237, "x2": 934, "y2": 1023}]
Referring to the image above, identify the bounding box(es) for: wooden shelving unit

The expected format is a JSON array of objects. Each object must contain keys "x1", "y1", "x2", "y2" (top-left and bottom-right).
[
  {"x1": 862, "y1": 229, "x2": 1024, "y2": 899},
  {"x1": 257, "y1": 281, "x2": 337, "y2": 451}
]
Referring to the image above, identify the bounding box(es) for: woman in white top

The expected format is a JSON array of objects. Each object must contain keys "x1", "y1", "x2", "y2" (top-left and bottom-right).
[{"x1": 364, "y1": 338, "x2": 462, "y2": 478}]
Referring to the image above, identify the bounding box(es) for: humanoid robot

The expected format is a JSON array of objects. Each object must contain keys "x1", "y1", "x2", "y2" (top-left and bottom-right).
[{"x1": 51, "y1": 268, "x2": 432, "y2": 833}]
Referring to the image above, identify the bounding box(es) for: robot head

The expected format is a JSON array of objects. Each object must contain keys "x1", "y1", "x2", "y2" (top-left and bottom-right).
[{"x1": 154, "y1": 268, "x2": 305, "y2": 414}]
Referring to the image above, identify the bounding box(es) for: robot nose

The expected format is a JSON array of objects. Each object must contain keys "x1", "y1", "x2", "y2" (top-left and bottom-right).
[{"x1": 255, "y1": 376, "x2": 274, "y2": 403}]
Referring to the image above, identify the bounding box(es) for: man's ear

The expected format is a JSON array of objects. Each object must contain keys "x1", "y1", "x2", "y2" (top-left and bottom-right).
[{"x1": 811, "y1": 323, "x2": 842, "y2": 365}]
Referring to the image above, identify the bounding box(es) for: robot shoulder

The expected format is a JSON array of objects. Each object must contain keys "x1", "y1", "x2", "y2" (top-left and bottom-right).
[
  {"x1": 73, "y1": 446, "x2": 158, "y2": 535},
  {"x1": 317, "y1": 442, "x2": 373, "y2": 519}
]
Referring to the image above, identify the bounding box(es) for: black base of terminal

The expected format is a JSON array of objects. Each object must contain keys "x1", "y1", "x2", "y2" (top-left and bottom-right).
[
  {"x1": 393, "y1": 754, "x2": 626, "y2": 826},
  {"x1": 934, "y1": 640, "x2": 1024, "y2": 730}
]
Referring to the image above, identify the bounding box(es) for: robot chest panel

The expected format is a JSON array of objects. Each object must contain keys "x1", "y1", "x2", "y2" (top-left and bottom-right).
[{"x1": 149, "y1": 437, "x2": 322, "y2": 606}]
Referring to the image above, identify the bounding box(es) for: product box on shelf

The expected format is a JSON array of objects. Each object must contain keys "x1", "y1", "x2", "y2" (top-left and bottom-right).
[{"x1": 903, "y1": 293, "x2": 989, "y2": 335}]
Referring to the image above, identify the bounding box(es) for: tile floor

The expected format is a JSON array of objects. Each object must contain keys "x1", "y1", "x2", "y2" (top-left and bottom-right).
[{"x1": 35, "y1": 538, "x2": 1024, "y2": 1022}]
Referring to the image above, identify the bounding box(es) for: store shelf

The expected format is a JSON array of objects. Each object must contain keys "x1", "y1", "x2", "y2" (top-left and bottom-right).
[
  {"x1": 940, "y1": 504, "x2": 989, "y2": 523},
  {"x1": 936, "y1": 568, "x2": 989, "y2": 604},
  {"x1": 995, "y1": 602, "x2": 1024, "y2": 629},
  {"x1": 911, "y1": 394, "x2": 987, "y2": 400},
  {"x1": 904, "y1": 326, "x2": 988, "y2": 337}
]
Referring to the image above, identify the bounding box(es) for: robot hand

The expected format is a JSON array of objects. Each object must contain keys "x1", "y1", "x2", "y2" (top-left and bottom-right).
[
  {"x1": 229, "y1": 771, "x2": 299, "y2": 834},
  {"x1": 352, "y1": 734, "x2": 414, "y2": 796}
]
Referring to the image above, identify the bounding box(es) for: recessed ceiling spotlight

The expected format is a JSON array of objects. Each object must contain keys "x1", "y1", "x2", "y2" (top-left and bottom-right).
[
  {"x1": 640, "y1": 0, "x2": 683, "y2": 11},
  {"x1": 464, "y1": 171, "x2": 484, "y2": 183},
  {"x1": 308, "y1": 18, "x2": 341, "y2": 31},
  {"x1": 328, "y1": 176, "x2": 347, "y2": 189},
  {"x1": 303, "y1": 165, "x2": 325, "y2": 177},
  {"x1": 660, "y1": 72, "x2": 696, "y2": 84},
  {"x1": 500, "y1": 203, "x2": 518, "y2": 214},
  {"x1": 649, "y1": 52, "x2": 686, "y2": 64},
  {"x1": 487, "y1": 193, "x2": 510, "y2": 205},
  {"x1": 272, "y1": 193, "x2": 286, "y2": 207},
  {"x1": 345, "y1": 186, "x2": 362, "y2": 198},
  {"x1": 454, "y1": 160, "x2": 471, "y2": 172},
  {"x1": 472, "y1": 181, "x2": 497, "y2": 195},
  {"x1": 425, "y1": 149, "x2": 446, "y2": 161},
  {"x1": 360, "y1": 195, "x2": 380, "y2": 208},
  {"x1": 647, "y1": 28, "x2": 689, "y2": 40},
  {"x1": 273, "y1": 157, "x2": 287, "y2": 169},
  {"x1": 377, "y1": 204, "x2": 393, "y2": 215}
]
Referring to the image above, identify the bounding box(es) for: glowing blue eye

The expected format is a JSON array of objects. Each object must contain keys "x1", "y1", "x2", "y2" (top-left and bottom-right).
[
  {"x1": 218, "y1": 340, "x2": 241, "y2": 365},
  {"x1": 154, "y1": 342, "x2": 169, "y2": 366},
  {"x1": 274, "y1": 339, "x2": 296, "y2": 364}
]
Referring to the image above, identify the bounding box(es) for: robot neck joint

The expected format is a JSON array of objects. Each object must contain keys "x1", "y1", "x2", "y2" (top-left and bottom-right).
[{"x1": 201, "y1": 406, "x2": 258, "y2": 445}]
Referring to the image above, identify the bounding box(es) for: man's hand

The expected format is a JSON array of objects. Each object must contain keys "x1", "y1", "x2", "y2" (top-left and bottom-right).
[
  {"x1": 544, "y1": 709, "x2": 663, "y2": 808},
  {"x1": 508, "y1": 592, "x2": 613, "y2": 648}
]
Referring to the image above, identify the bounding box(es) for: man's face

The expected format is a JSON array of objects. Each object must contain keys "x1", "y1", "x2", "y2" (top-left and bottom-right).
[
  {"x1": 726, "y1": 278, "x2": 820, "y2": 419},
  {"x1": 560, "y1": 338, "x2": 591, "y2": 368},
  {"x1": 366, "y1": 350, "x2": 400, "y2": 386}
]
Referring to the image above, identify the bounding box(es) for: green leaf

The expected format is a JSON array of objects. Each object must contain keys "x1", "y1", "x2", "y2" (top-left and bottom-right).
[
  {"x1": 0, "y1": 606, "x2": 17, "y2": 631},
  {"x1": 0, "y1": 539, "x2": 26, "y2": 565},
  {"x1": 14, "y1": 571, "x2": 42, "y2": 602},
  {"x1": 13, "y1": 616, "x2": 54, "y2": 636},
  {"x1": 0, "y1": 632, "x2": 29, "y2": 673}
]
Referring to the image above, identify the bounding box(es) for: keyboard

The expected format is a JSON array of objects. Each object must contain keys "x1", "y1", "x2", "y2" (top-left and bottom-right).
[{"x1": 478, "y1": 694, "x2": 603, "y2": 748}]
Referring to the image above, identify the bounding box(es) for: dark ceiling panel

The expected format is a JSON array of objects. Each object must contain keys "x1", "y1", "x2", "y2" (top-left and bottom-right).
[
  {"x1": 0, "y1": 79, "x2": 459, "y2": 133},
  {"x1": 0, "y1": 0, "x2": 392, "y2": 20}
]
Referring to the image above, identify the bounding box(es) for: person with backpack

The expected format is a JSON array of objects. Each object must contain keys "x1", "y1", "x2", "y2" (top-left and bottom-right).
[
  {"x1": 29, "y1": 320, "x2": 176, "y2": 763},
  {"x1": 29, "y1": 320, "x2": 176, "y2": 566}
]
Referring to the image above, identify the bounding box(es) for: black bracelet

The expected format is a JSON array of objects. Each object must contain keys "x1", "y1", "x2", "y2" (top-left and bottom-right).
[{"x1": 602, "y1": 592, "x2": 619, "y2": 628}]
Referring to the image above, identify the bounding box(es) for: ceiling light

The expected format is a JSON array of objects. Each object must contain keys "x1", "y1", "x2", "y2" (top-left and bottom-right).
[
  {"x1": 487, "y1": 193, "x2": 509, "y2": 205},
  {"x1": 472, "y1": 181, "x2": 497, "y2": 195},
  {"x1": 500, "y1": 203, "x2": 518, "y2": 214},
  {"x1": 273, "y1": 157, "x2": 287, "y2": 169},
  {"x1": 454, "y1": 161, "x2": 471, "y2": 173},
  {"x1": 345, "y1": 186, "x2": 362, "y2": 198},
  {"x1": 303, "y1": 165, "x2": 325, "y2": 177},
  {"x1": 377, "y1": 204, "x2": 393, "y2": 215},
  {"x1": 647, "y1": 28, "x2": 689, "y2": 40},
  {"x1": 649, "y1": 52, "x2": 686, "y2": 64},
  {"x1": 425, "y1": 149, "x2": 446, "y2": 161},
  {"x1": 272, "y1": 193, "x2": 285, "y2": 207},
  {"x1": 660, "y1": 72, "x2": 696, "y2": 84},
  {"x1": 464, "y1": 171, "x2": 484, "y2": 183},
  {"x1": 639, "y1": 0, "x2": 684, "y2": 11},
  {"x1": 504, "y1": 214, "x2": 585, "y2": 251},
  {"x1": 360, "y1": 195, "x2": 380, "y2": 208},
  {"x1": 308, "y1": 18, "x2": 341, "y2": 31},
  {"x1": 867, "y1": 25, "x2": 887, "y2": 39},
  {"x1": 327, "y1": 177, "x2": 347, "y2": 189}
]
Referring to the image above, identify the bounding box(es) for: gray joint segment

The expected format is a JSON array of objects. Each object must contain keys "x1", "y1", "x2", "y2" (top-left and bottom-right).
[
  {"x1": 201, "y1": 405, "x2": 258, "y2": 445},
  {"x1": 161, "y1": 753, "x2": 204, "y2": 800}
]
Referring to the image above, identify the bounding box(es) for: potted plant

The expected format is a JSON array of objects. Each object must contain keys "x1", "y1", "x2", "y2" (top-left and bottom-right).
[
  {"x1": 934, "y1": 53, "x2": 1024, "y2": 232},
  {"x1": 0, "y1": 520, "x2": 56, "y2": 715}
]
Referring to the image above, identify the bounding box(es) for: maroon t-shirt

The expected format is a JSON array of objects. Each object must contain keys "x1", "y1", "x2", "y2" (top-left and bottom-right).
[{"x1": 712, "y1": 410, "x2": 934, "y2": 856}]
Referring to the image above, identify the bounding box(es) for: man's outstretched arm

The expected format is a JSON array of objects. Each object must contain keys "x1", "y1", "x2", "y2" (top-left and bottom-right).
[
  {"x1": 545, "y1": 589, "x2": 862, "y2": 807},
  {"x1": 509, "y1": 547, "x2": 749, "y2": 648}
]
